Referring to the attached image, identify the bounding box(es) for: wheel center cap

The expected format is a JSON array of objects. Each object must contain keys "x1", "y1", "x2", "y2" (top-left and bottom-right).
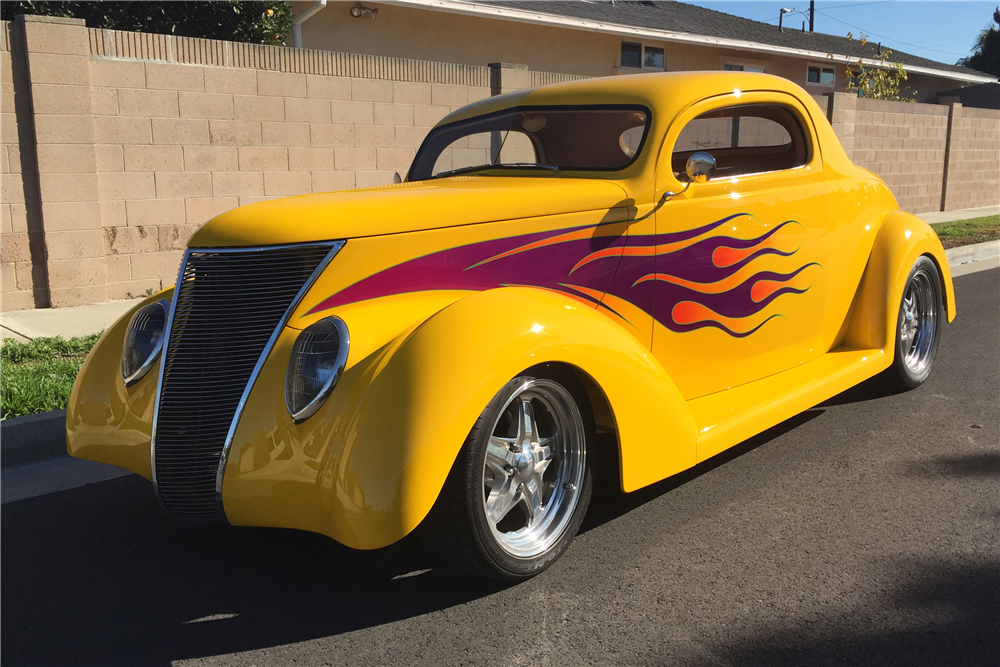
[{"x1": 513, "y1": 446, "x2": 534, "y2": 480}]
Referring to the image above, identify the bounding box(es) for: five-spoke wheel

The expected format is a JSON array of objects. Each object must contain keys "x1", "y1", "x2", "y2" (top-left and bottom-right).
[
  {"x1": 426, "y1": 370, "x2": 592, "y2": 581},
  {"x1": 883, "y1": 255, "x2": 942, "y2": 390},
  {"x1": 482, "y1": 379, "x2": 586, "y2": 559}
]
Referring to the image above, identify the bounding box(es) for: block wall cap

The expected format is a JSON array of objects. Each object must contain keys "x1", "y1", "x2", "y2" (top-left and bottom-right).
[
  {"x1": 488, "y1": 62, "x2": 529, "y2": 70},
  {"x1": 17, "y1": 15, "x2": 87, "y2": 26}
]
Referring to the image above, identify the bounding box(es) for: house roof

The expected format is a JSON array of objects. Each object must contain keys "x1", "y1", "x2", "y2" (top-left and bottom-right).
[{"x1": 387, "y1": 0, "x2": 994, "y2": 83}]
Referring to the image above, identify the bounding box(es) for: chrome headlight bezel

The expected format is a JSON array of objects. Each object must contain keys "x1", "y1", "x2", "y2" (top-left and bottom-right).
[
  {"x1": 285, "y1": 316, "x2": 350, "y2": 424},
  {"x1": 121, "y1": 300, "x2": 169, "y2": 387}
]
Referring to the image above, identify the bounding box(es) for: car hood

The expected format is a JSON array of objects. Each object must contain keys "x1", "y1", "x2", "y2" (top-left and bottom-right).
[{"x1": 188, "y1": 176, "x2": 631, "y2": 247}]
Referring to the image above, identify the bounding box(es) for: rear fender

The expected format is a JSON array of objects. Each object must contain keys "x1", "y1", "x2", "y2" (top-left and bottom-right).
[{"x1": 844, "y1": 211, "x2": 956, "y2": 353}]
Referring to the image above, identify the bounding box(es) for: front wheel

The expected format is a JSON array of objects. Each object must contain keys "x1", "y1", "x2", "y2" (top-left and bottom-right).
[
  {"x1": 426, "y1": 372, "x2": 592, "y2": 581},
  {"x1": 881, "y1": 255, "x2": 942, "y2": 391}
]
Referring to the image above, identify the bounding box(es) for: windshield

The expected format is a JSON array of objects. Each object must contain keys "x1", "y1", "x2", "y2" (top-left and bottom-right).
[{"x1": 408, "y1": 105, "x2": 650, "y2": 181}]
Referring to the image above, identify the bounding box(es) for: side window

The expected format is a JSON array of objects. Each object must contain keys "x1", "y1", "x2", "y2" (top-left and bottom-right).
[{"x1": 672, "y1": 104, "x2": 809, "y2": 180}]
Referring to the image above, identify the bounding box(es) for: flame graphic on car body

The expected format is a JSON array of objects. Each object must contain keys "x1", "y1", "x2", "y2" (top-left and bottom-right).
[{"x1": 308, "y1": 212, "x2": 820, "y2": 338}]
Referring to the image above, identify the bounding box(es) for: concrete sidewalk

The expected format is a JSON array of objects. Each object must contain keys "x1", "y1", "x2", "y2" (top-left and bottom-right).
[
  {"x1": 1, "y1": 204, "x2": 997, "y2": 343},
  {"x1": 919, "y1": 204, "x2": 998, "y2": 225},
  {"x1": 1, "y1": 298, "x2": 137, "y2": 344}
]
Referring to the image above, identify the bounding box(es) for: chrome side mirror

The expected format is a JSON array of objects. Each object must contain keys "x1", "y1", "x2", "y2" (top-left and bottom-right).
[
  {"x1": 661, "y1": 151, "x2": 720, "y2": 204},
  {"x1": 686, "y1": 151, "x2": 717, "y2": 183}
]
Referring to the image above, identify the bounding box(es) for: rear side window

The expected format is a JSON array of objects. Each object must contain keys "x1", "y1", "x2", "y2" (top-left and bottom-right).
[{"x1": 672, "y1": 104, "x2": 810, "y2": 180}]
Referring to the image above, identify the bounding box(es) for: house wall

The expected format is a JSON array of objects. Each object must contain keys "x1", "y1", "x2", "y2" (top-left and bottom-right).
[
  {"x1": 298, "y1": 1, "x2": 622, "y2": 77},
  {"x1": 295, "y1": 1, "x2": 970, "y2": 101},
  {"x1": 1, "y1": 16, "x2": 996, "y2": 312}
]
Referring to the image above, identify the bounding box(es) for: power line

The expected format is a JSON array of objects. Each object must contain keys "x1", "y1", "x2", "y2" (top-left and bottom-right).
[
  {"x1": 815, "y1": 2, "x2": 888, "y2": 11},
  {"x1": 814, "y1": 9, "x2": 972, "y2": 57}
]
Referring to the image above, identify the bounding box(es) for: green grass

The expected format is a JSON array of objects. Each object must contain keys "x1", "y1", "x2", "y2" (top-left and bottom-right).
[
  {"x1": 931, "y1": 214, "x2": 1000, "y2": 250},
  {"x1": 0, "y1": 333, "x2": 101, "y2": 420}
]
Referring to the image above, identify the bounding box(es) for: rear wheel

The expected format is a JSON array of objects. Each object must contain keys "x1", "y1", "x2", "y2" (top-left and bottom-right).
[
  {"x1": 427, "y1": 372, "x2": 592, "y2": 581},
  {"x1": 882, "y1": 255, "x2": 942, "y2": 391}
]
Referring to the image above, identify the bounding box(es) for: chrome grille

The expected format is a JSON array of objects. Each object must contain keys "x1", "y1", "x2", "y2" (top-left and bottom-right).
[{"x1": 153, "y1": 243, "x2": 338, "y2": 521}]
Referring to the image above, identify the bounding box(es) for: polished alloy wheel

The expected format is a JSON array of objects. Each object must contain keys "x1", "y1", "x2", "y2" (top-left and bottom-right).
[
  {"x1": 480, "y1": 379, "x2": 585, "y2": 559},
  {"x1": 899, "y1": 267, "x2": 938, "y2": 375}
]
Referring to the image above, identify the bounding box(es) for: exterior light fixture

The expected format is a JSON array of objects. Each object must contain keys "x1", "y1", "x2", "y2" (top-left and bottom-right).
[
  {"x1": 778, "y1": 7, "x2": 808, "y2": 32},
  {"x1": 779, "y1": 8, "x2": 792, "y2": 32},
  {"x1": 350, "y1": 2, "x2": 378, "y2": 19}
]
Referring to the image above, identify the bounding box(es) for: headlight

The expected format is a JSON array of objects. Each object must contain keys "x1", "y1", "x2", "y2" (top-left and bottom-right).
[
  {"x1": 121, "y1": 300, "x2": 169, "y2": 387},
  {"x1": 285, "y1": 316, "x2": 350, "y2": 423}
]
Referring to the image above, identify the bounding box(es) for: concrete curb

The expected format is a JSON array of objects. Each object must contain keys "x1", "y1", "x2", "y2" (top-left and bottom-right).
[
  {"x1": 946, "y1": 240, "x2": 1000, "y2": 278},
  {"x1": 945, "y1": 239, "x2": 1000, "y2": 266},
  {"x1": 1, "y1": 410, "x2": 68, "y2": 469}
]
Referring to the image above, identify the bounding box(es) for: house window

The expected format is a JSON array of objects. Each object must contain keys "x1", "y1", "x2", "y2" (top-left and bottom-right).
[
  {"x1": 621, "y1": 42, "x2": 642, "y2": 69},
  {"x1": 807, "y1": 65, "x2": 836, "y2": 86},
  {"x1": 725, "y1": 63, "x2": 766, "y2": 73},
  {"x1": 644, "y1": 46, "x2": 664, "y2": 69},
  {"x1": 620, "y1": 42, "x2": 666, "y2": 70}
]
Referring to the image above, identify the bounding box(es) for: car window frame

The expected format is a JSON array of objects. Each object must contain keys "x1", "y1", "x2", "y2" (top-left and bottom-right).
[
  {"x1": 408, "y1": 103, "x2": 654, "y2": 181},
  {"x1": 655, "y1": 91, "x2": 824, "y2": 200}
]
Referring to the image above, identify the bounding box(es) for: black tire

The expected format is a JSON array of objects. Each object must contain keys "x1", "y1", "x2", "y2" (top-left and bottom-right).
[
  {"x1": 881, "y1": 255, "x2": 943, "y2": 391},
  {"x1": 425, "y1": 368, "x2": 593, "y2": 581}
]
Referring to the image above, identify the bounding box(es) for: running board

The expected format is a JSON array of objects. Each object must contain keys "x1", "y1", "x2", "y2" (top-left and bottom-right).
[{"x1": 690, "y1": 346, "x2": 888, "y2": 462}]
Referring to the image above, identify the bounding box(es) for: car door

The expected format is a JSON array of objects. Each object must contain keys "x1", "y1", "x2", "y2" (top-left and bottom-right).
[{"x1": 650, "y1": 92, "x2": 836, "y2": 400}]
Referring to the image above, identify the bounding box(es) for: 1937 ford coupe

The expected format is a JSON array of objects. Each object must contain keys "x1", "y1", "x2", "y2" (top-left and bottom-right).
[{"x1": 68, "y1": 72, "x2": 955, "y2": 580}]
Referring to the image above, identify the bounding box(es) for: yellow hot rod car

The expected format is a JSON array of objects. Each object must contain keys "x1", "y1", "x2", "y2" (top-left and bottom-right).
[{"x1": 68, "y1": 72, "x2": 955, "y2": 580}]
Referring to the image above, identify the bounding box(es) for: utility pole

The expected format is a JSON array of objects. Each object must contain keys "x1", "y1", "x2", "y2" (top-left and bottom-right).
[{"x1": 809, "y1": 1, "x2": 815, "y2": 31}]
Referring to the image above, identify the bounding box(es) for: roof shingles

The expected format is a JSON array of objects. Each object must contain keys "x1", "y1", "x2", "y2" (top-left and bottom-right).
[{"x1": 481, "y1": 0, "x2": 992, "y2": 78}]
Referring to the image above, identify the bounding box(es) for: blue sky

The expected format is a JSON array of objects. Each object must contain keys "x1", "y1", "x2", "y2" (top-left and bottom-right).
[{"x1": 683, "y1": 1, "x2": 996, "y2": 65}]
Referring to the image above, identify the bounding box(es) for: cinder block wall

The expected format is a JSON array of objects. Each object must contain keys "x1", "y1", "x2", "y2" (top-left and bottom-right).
[
  {"x1": 1, "y1": 16, "x2": 501, "y2": 309},
  {"x1": 825, "y1": 92, "x2": 999, "y2": 215},
  {"x1": 1, "y1": 16, "x2": 997, "y2": 312},
  {"x1": 852, "y1": 98, "x2": 949, "y2": 214},
  {"x1": 1, "y1": 20, "x2": 48, "y2": 311},
  {"x1": 85, "y1": 26, "x2": 496, "y2": 302},
  {"x1": 944, "y1": 106, "x2": 1000, "y2": 211}
]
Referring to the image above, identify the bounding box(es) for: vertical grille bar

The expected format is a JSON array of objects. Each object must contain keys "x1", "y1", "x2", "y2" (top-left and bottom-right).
[{"x1": 152, "y1": 243, "x2": 341, "y2": 521}]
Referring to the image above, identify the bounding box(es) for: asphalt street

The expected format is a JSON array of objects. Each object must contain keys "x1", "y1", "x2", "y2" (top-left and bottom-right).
[{"x1": 3, "y1": 268, "x2": 997, "y2": 667}]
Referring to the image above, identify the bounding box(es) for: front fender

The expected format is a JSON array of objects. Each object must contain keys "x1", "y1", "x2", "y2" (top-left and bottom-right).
[
  {"x1": 66, "y1": 292, "x2": 173, "y2": 479},
  {"x1": 222, "y1": 286, "x2": 697, "y2": 550},
  {"x1": 340, "y1": 287, "x2": 697, "y2": 547},
  {"x1": 844, "y1": 211, "x2": 956, "y2": 352}
]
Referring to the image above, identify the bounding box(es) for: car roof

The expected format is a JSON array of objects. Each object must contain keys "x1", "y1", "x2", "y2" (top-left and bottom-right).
[{"x1": 437, "y1": 71, "x2": 811, "y2": 128}]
